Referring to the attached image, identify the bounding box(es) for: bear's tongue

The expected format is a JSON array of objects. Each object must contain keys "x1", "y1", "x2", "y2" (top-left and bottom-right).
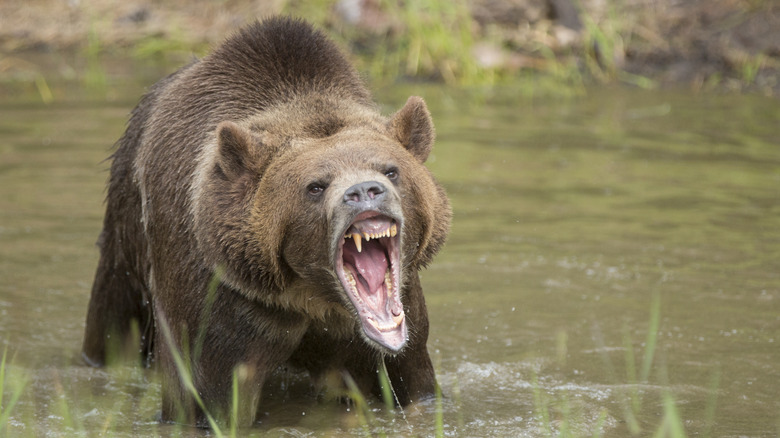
[{"x1": 342, "y1": 240, "x2": 388, "y2": 306}]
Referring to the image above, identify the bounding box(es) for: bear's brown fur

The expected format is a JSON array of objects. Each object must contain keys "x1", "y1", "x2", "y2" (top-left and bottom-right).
[{"x1": 81, "y1": 17, "x2": 451, "y2": 427}]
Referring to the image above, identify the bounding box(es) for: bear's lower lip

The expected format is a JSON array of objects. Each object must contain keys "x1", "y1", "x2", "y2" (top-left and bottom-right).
[{"x1": 336, "y1": 213, "x2": 406, "y2": 352}]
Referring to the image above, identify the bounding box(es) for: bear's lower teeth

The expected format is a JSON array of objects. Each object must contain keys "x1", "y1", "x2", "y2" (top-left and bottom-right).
[
  {"x1": 367, "y1": 312, "x2": 405, "y2": 331},
  {"x1": 384, "y1": 269, "x2": 393, "y2": 298},
  {"x1": 345, "y1": 270, "x2": 362, "y2": 303}
]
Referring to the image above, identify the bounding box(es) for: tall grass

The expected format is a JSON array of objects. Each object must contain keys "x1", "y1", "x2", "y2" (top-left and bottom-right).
[
  {"x1": 579, "y1": 1, "x2": 655, "y2": 89},
  {"x1": 608, "y1": 292, "x2": 688, "y2": 437},
  {"x1": 284, "y1": 0, "x2": 490, "y2": 86},
  {"x1": 1, "y1": 287, "x2": 708, "y2": 437},
  {"x1": 3, "y1": 0, "x2": 777, "y2": 97},
  {"x1": 524, "y1": 292, "x2": 695, "y2": 437},
  {"x1": 382, "y1": 0, "x2": 484, "y2": 85}
]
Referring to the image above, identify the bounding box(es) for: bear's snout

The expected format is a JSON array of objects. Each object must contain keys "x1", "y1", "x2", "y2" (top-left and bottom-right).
[{"x1": 343, "y1": 181, "x2": 386, "y2": 209}]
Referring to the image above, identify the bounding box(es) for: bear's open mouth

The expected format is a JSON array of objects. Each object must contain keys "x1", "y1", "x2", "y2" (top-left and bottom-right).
[{"x1": 335, "y1": 211, "x2": 406, "y2": 352}]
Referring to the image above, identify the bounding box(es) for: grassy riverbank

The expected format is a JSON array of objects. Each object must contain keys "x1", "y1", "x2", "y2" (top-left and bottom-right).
[{"x1": 1, "y1": 0, "x2": 779, "y2": 100}]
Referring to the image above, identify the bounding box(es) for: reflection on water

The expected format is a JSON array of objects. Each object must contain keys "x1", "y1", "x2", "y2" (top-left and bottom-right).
[{"x1": 0, "y1": 85, "x2": 778, "y2": 436}]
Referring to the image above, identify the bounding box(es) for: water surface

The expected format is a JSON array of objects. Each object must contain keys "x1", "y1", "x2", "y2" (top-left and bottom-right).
[{"x1": 1, "y1": 84, "x2": 778, "y2": 436}]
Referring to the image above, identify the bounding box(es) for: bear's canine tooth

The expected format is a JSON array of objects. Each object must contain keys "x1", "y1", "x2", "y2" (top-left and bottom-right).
[
  {"x1": 392, "y1": 312, "x2": 405, "y2": 325},
  {"x1": 390, "y1": 224, "x2": 397, "y2": 237},
  {"x1": 351, "y1": 233, "x2": 362, "y2": 252}
]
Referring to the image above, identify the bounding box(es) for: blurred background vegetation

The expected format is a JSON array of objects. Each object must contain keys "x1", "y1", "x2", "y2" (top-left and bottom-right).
[{"x1": 0, "y1": 0, "x2": 779, "y2": 101}]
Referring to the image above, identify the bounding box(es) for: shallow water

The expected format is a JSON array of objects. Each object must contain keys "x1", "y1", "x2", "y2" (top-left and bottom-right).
[{"x1": 1, "y1": 82, "x2": 778, "y2": 436}]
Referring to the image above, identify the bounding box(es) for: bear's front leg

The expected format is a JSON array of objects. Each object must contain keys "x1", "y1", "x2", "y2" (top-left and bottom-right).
[
  {"x1": 155, "y1": 287, "x2": 309, "y2": 427},
  {"x1": 82, "y1": 223, "x2": 152, "y2": 367},
  {"x1": 157, "y1": 344, "x2": 272, "y2": 428}
]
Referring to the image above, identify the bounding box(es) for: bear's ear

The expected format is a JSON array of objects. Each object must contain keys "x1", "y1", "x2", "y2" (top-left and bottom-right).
[
  {"x1": 388, "y1": 96, "x2": 435, "y2": 163},
  {"x1": 216, "y1": 121, "x2": 267, "y2": 180}
]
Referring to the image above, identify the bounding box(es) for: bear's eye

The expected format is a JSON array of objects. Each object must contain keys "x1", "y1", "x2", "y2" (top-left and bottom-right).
[
  {"x1": 307, "y1": 183, "x2": 327, "y2": 197},
  {"x1": 384, "y1": 167, "x2": 399, "y2": 181}
]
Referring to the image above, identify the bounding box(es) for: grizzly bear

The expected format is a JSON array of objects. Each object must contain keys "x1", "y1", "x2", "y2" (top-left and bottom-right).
[{"x1": 81, "y1": 17, "x2": 451, "y2": 427}]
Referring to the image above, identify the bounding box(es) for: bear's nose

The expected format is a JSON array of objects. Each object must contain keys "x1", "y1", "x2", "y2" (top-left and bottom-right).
[{"x1": 343, "y1": 181, "x2": 386, "y2": 208}]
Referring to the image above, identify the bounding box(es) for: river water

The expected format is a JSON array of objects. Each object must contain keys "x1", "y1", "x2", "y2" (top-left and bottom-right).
[{"x1": 0, "y1": 80, "x2": 778, "y2": 436}]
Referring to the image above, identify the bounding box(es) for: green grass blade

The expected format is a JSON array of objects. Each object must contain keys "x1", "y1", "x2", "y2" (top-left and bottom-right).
[
  {"x1": 435, "y1": 381, "x2": 444, "y2": 438},
  {"x1": 702, "y1": 367, "x2": 721, "y2": 438},
  {"x1": 652, "y1": 392, "x2": 687, "y2": 438},
  {"x1": 342, "y1": 371, "x2": 374, "y2": 438},
  {"x1": 622, "y1": 326, "x2": 641, "y2": 415},
  {"x1": 0, "y1": 347, "x2": 5, "y2": 411},
  {"x1": 531, "y1": 372, "x2": 553, "y2": 438},
  {"x1": 640, "y1": 292, "x2": 661, "y2": 382},
  {"x1": 0, "y1": 348, "x2": 28, "y2": 429},
  {"x1": 193, "y1": 266, "x2": 223, "y2": 363},
  {"x1": 591, "y1": 408, "x2": 608, "y2": 438},
  {"x1": 378, "y1": 358, "x2": 395, "y2": 411}
]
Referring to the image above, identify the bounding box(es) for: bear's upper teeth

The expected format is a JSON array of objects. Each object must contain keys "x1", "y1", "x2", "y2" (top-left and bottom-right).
[{"x1": 344, "y1": 222, "x2": 398, "y2": 253}]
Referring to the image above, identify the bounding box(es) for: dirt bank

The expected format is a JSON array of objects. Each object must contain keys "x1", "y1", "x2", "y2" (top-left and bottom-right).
[{"x1": 1, "y1": 0, "x2": 778, "y2": 94}]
